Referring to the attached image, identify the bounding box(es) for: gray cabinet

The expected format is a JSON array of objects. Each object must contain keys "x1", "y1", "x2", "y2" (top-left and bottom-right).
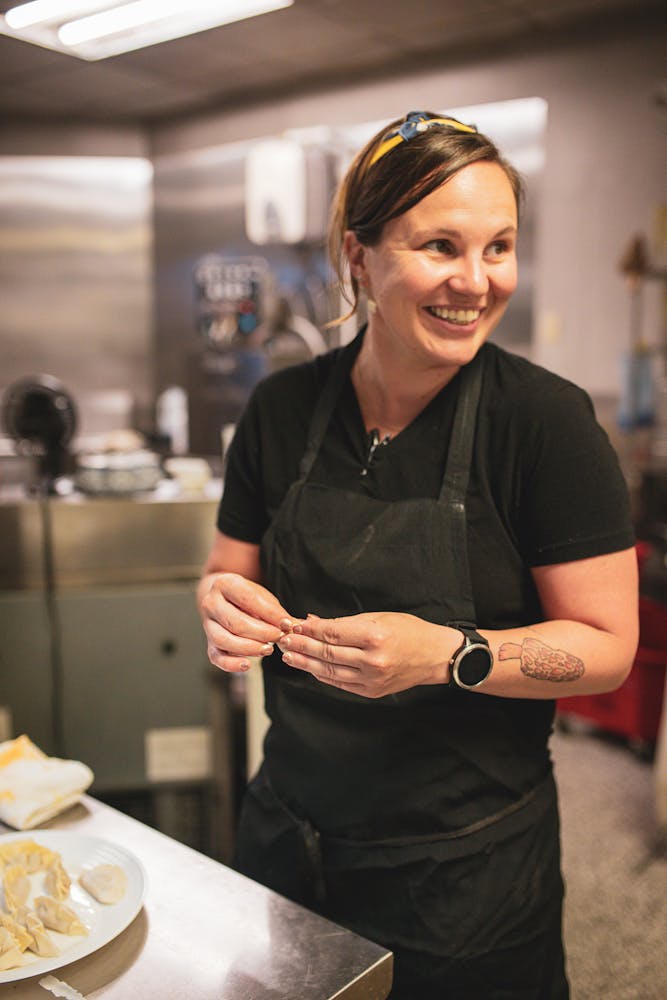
[
  {"x1": 0, "y1": 583, "x2": 210, "y2": 791},
  {"x1": 59, "y1": 583, "x2": 209, "y2": 790},
  {"x1": 0, "y1": 591, "x2": 53, "y2": 747}
]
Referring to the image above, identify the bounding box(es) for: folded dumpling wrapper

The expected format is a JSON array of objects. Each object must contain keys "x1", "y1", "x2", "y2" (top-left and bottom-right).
[{"x1": 0, "y1": 736, "x2": 93, "y2": 830}]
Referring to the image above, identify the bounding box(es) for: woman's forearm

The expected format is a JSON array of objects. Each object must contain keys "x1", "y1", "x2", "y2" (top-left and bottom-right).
[{"x1": 461, "y1": 618, "x2": 637, "y2": 699}]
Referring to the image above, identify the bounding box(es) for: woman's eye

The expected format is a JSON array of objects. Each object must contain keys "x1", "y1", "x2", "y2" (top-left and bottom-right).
[
  {"x1": 488, "y1": 240, "x2": 510, "y2": 256},
  {"x1": 424, "y1": 239, "x2": 455, "y2": 254}
]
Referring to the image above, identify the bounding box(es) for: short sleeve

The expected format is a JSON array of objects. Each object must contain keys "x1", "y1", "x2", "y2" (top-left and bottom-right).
[
  {"x1": 517, "y1": 382, "x2": 635, "y2": 566},
  {"x1": 216, "y1": 389, "x2": 269, "y2": 543},
  {"x1": 215, "y1": 357, "x2": 325, "y2": 543}
]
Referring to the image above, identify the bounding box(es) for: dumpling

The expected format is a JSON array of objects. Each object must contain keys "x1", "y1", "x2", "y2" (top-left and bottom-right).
[
  {"x1": 44, "y1": 859, "x2": 71, "y2": 900},
  {"x1": 0, "y1": 839, "x2": 36, "y2": 869},
  {"x1": 14, "y1": 908, "x2": 59, "y2": 958},
  {"x1": 0, "y1": 839, "x2": 57, "y2": 873},
  {"x1": 0, "y1": 926, "x2": 23, "y2": 971},
  {"x1": 79, "y1": 864, "x2": 127, "y2": 904},
  {"x1": 3, "y1": 863, "x2": 30, "y2": 912},
  {"x1": 0, "y1": 911, "x2": 32, "y2": 952},
  {"x1": 34, "y1": 896, "x2": 88, "y2": 937}
]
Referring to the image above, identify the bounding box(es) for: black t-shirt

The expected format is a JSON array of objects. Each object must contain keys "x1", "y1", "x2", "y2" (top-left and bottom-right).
[{"x1": 218, "y1": 338, "x2": 634, "y2": 629}]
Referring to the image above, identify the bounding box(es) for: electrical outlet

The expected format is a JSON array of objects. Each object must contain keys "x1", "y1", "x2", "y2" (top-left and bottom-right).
[{"x1": 144, "y1": 726, "x2": 212, "y2": 783}]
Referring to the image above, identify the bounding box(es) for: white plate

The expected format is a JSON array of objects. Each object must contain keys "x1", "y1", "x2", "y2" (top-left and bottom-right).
[{"x1": 0, "y1": 830, "x2": 146, "y2": 984}]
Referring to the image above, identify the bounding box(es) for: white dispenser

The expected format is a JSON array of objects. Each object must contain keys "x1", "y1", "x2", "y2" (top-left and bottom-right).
[{"x1": 157, "y1": 385, "x2": 189, "y2": 455}]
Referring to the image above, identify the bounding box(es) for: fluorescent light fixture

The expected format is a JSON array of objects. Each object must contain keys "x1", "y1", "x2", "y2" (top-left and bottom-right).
[
  {"x1": 5, "y1": 1, "x2": 112, "y2": 30},
  {"x1": 0, "y1": 0, "x2": 294, "y2": 60},
  {"x1": 60, "y1": 1, "x2": 206, "y2": 46}
]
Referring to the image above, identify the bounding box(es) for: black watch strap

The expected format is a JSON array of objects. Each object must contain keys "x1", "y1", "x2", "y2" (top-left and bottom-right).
[{"x1": 451, "y1": 622, "x2": 486, "y2": 645}]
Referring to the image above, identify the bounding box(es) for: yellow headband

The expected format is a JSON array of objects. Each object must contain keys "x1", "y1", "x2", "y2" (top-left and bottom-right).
[{"x1": 368, "y1": 112, "x2": 477, "y2": 167}]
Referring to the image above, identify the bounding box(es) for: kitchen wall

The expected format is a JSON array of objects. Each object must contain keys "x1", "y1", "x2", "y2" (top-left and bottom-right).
[
  {"x1": 0, "y1": 126, "x2": 154, "y2": 438},
  {"x1": 150, "y1": 25, "x2": 667, "y2": 401}
]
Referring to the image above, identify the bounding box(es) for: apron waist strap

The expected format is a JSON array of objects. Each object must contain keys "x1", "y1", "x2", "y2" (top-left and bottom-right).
[
  {"x1": 258, "y1": 767, "x2": 556, "y2": 882},
  {"x1": 322, "y1": 772, "x2": 557, "y2": 873}
]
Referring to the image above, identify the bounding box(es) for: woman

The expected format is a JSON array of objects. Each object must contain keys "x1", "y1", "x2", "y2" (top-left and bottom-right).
[{"x1": 198, "y1": 111, "x2": 638, "y2": 999}]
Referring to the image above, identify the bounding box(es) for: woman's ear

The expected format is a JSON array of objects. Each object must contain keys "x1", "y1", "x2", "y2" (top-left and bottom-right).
[{"x1": 343, "y1": 230, "x2": 367, "y2": 285}]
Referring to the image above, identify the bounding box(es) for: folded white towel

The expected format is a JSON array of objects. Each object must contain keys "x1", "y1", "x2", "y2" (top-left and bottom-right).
[{"x1": 0, "y1": 736, "x2": 93, "y2": 830}]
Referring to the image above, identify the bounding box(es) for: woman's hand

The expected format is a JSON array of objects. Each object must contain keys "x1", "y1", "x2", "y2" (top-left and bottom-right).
[
  {"x1": 277, "y1": 612, "x2": 454, "y2": 697},
  {"x1": 200, "y1": 571, "x2": 296, "y2": 673}
]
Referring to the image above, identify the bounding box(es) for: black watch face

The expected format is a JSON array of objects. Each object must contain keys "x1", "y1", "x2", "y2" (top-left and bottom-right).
[{"x1": 458, "y1": 646, "x2": 492, "y2": 686}]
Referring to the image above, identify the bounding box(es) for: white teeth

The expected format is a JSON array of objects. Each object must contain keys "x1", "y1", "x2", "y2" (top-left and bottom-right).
[{"x1": 429, "y1": 306, "x2": 480, "y2": 323}]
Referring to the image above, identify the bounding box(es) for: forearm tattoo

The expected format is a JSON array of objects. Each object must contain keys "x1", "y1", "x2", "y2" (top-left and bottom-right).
[{"x1": 498, "y1": 637, "x2": 585, "y2": 682}]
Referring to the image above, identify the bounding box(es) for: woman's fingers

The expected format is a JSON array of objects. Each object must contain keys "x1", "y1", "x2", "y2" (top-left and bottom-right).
[
  {"x1": 202, "y1": 573, "x2": 296, "y2": 642},
  {"x1": 279, "y1": 645, "x2": 366, "y2": 692},
  {"x1": 201, "y1": 572, "x2": 300, "y2": 672},
  {"x1": 281, "y1": 612, "x2": 390, "y2": 667},
  {"x1": 207, "y1": 646, "x2": 253, "y2": 673},
  {"x1": 206, "y1": 598, "x2": 282, "y2": 645},
  {"x1": 205, "y1": 617, "x2": 275, "y2": 658},
  {"x1": 283, "y1": 655, "x2": 363, "y2": 687},
  {"x1": 296, "y1": 613, "x2": 374, "y2": 648},
  {"x1": 215, "y1": 573, "x2": 296, "y2": 632},
  {"x1": 278, "y1": 631, "x2": 363, "y2": 670}
]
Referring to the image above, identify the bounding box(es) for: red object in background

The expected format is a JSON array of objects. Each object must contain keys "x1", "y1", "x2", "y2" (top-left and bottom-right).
[{"x1": 557, "y1": 584, "x2": 667, "y2": 746}]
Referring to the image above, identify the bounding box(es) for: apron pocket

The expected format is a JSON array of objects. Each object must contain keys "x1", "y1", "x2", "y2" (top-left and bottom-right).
[
  {"x1": 410, "y1": 811, "x2": 563, "y2": 960},
  {"x1": 233, "y1": 766, "x2": 326, "y2": 909},
  {"x1": 324, "y1": 847, "x2": 489, "y2": 958}
]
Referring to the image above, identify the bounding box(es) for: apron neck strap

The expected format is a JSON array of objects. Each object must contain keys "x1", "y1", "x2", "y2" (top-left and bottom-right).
[
  {"x1": 297, "y1": 331, "x2": 363, "y2": 481},
  {"x1": 438, "y1": 350, "x2": 484, "y2": 504},
  {"x1": 436, "y1": 349, "x2": 485, "y2": 620}
]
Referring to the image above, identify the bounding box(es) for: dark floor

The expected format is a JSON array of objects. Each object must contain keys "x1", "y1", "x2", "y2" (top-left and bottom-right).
[{"x1": 552, "y1": 726, "x2": 667, "y2": 1000}]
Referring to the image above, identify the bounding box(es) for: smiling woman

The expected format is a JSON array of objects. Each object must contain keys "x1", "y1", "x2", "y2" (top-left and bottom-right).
[
  {"x1": 198, "y1": 111, "x2": 637, "y2": 999},
  {"x1": 344, "y1": 161, "x2": 519, "y2": 416}
]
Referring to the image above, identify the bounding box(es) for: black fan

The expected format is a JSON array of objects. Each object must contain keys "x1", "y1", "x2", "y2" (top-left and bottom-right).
[{"x1": 2, "y1": 375, "x2": 77, "y2": 490}]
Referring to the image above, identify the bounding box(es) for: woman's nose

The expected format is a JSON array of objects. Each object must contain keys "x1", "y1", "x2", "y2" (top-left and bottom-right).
[{"x1": 447, "y1": 255, "x2": 488, "y2": 296}]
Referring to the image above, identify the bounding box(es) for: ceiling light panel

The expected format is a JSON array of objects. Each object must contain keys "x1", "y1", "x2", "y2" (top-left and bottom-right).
[{"x1": 0, "y1": 0, "x2": 294, "y2": 60}]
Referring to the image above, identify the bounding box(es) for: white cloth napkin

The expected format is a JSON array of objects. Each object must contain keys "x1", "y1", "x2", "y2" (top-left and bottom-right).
[{"x1": 0, "y1": 736, "x2": 93, "y2": 830}]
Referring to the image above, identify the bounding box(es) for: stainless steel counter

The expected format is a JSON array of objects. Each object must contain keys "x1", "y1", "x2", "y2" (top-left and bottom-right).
[
  {"x1": 2, "y1": 797, "x2": 393, "y2": 999},
  {"x1": 0, "y1": 489, "x2": 220, "y2": 591}
]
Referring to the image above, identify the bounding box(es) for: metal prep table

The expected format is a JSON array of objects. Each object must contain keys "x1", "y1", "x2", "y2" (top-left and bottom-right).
[{"x1": 2, "y1": 796, "x2": 393, "y2": 999}]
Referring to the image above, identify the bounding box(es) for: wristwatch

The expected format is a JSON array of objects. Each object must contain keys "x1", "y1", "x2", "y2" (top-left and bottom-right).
[{"x1": 447, "y1": 623, "x2": 494, "y2": 690}]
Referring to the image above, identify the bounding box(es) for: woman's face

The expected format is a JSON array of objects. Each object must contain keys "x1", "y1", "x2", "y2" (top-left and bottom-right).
[{"x1": 346, "y1": 161, "x2": 518, "y2": 375}]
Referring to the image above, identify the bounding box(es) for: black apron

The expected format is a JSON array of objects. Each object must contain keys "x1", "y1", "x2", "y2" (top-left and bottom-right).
[{"x1": 235, "y1": 335, "x2": 569, "y2": 1000}]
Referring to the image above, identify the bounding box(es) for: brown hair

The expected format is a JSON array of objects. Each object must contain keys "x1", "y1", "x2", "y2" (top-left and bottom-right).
[{"x1": 328, "y1": 111, "x2": 524, "y2": 322}]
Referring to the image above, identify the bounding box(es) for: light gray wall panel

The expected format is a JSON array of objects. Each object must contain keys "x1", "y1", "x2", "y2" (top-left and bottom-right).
[{"x1": 0, "y1": 154, "x2": 154, "y2": 430}]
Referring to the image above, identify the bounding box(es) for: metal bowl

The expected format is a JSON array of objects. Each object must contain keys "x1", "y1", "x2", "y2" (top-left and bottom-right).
[{"x1": 75, "y1": 449, "x2": 162, "y2": 496}]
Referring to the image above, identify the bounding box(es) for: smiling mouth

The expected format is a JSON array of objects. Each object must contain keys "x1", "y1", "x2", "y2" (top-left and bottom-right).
[{"x1": 426, "y1": 306, "x2": 482, "y2": 324}]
